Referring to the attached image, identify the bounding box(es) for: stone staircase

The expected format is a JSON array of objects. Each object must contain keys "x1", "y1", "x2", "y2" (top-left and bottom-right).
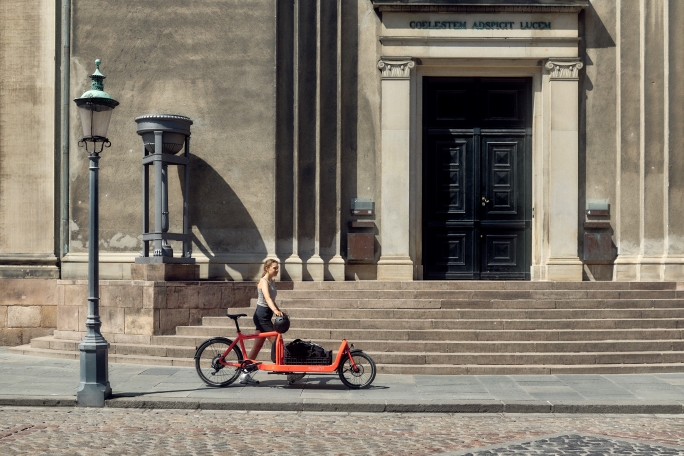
[{"x1": 10, "y1": 281, "x2": 684, "y2": 374}]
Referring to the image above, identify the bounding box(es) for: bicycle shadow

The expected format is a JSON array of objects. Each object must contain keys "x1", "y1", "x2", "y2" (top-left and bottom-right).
[
  {"x1": 111, "y1": 387, "x2": 207, "y2": 398},
  {"x1": 111, "y1": 382, "x2": 389, "y2": 397},
  {"x1": 255, "y1": 376, "x2": 389, "y2": 390}
]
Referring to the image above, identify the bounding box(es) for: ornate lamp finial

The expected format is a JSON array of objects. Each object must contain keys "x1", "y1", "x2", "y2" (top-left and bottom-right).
[{"x1": 89, "y1": 58, "x2": 106, "y2": 92}]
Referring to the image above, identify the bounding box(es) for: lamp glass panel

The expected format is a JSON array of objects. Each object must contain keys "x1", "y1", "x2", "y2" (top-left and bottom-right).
[{"x1": 78, "y1": 103, "x2": 113, "y2": 138}]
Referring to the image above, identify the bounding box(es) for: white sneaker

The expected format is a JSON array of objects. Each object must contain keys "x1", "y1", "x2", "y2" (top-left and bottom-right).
[
  {"x1": 238, "y1": 371, "x2": 259, "y2": 385},
  {"x1": 287, "y1": 373, "x2": 306, "y2": 384}
]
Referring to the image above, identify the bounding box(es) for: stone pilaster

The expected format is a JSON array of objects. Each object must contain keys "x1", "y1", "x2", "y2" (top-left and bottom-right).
[
  {"x1": 545, "y1": 58, "x2": 584, "y2": 280},
  {"x1": 377, "y1": 57, "x2": 415, "y2": 280}
]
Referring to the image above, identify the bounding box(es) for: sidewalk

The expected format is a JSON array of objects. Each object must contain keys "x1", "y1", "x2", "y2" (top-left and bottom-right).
[{"x1": 2, "y1": 348, "x2": 684, "y2": 413}]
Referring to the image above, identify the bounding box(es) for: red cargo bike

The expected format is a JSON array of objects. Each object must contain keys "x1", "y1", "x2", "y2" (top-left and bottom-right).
[{"x1": 194, "y1": 313, "x2": 376, "y2": 389}]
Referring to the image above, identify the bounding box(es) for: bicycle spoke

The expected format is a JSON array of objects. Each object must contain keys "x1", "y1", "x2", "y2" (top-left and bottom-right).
[
  {"x1": 338, "y1": 352, "x2": 376, "y2": 389},
  {"x1": 195, "y1": 338, "x2": 243, "y2": 387}
]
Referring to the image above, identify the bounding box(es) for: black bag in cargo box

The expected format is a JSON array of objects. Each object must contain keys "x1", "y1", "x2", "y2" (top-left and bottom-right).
[{"x1": 284, "y1": 339, "x2": 332, "y2": 365}]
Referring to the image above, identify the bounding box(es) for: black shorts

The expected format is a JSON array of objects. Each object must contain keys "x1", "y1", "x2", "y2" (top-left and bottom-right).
[{"x1": 253, "y1": 305, "x2": 274, "y2": 332}]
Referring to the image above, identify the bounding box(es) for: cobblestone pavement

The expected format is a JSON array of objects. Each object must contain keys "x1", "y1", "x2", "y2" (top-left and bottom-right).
[
  {"x1": 452, "y1": 434, "x2": 684, "y2": 455},
  {"x1": 1, "y1": 408, "x2": 684, "y2": 455}
]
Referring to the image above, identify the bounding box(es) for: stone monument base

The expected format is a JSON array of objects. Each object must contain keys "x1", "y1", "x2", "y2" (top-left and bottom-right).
[{"x1": 130, "y1": 263, "x2": 200, "y2": 281}]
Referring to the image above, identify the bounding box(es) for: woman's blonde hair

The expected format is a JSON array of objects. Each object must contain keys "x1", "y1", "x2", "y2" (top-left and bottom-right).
[{"x1": 262, "y1": 259, "x2": 279, "y2": 278}]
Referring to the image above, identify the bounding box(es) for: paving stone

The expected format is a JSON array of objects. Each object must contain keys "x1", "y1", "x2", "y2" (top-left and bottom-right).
[
  {"x1": 4, "y1": 409, "x2": 684, "y2": 455},
  {"x1": 451, "y1": 433, "x2": 684, "y2": 455}
]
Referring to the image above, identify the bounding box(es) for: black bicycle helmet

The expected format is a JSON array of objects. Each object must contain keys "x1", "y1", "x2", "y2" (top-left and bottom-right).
[{"x1": 274, "y1": 314, "x2": 290, "y2": 334}]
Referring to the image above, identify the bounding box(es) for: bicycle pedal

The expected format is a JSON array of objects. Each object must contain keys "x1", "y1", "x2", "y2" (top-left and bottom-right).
[{"x1": 241, "y1": 361, "x2": 261, "y2": 372}]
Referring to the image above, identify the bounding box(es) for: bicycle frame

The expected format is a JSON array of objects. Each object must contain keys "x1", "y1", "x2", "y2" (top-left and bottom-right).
[{"x1": 218, "y1": 330, "x2": 360, "y2": 374}]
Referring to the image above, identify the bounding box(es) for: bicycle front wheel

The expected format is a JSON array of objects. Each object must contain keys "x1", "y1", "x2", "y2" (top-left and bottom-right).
[
  {"x1": 338, "y1": 351, "x2": 376, "y2": 389},
  {"x1": 195, "y1": 337, "x2": 243, "y2": 387}
]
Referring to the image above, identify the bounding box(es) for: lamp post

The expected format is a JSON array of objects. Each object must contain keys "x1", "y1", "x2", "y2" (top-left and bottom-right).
[{"x1": 73, "y1": 59, "x2": 119, "y2": 407}]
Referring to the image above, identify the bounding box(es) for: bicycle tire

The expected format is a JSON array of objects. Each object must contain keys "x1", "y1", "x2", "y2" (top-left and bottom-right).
[
  {"x1": 195, "y1": 337, "x2": 243, "y2": 387},
  {"x1": 337, "y1": 350, "x2": 376, "y2": 389}
]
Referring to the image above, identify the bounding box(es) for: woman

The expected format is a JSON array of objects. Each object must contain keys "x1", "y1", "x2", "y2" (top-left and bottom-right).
[{"x1": 239, "y1": 259, "x2": 303, "y2": 385}]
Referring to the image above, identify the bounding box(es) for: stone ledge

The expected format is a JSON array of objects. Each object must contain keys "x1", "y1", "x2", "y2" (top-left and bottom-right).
[
  {"x1": 96, "y1": 398, "x2": 684, "y2": 414},
  {"x1": 0, "y1": 396, "x2": 77, "y2": 407}
]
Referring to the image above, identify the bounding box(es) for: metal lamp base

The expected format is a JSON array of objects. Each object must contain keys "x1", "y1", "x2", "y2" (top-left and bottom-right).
[{"x1": 77, "y1": 340, "x2": 112, "y2": 407}]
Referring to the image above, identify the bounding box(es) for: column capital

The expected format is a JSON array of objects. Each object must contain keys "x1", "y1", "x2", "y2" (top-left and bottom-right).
[
  {"x1": 545, "y1": 58, "x2": 584, "y2": 81},
  {"x1": 377, "y1": 57, "x2": 415, "y2": 79}
]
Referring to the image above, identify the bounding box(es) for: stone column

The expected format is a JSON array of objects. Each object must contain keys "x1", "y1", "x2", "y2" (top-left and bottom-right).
[
  {"x1": 282, "y1": 0, "x2": 303, "y2": 282},
  {"x1": 327, "y1": 0, "x2": 345, "y2": 281},
  {"x1": 377, "y1": 58, "x2": 414, "y2": 281},
  {"x1": 545, "y1": 58, "x2": 584, "y2": 281}
]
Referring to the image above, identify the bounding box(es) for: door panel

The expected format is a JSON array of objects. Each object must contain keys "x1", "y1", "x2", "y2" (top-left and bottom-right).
[
  {"x1": 423, "y1": 134, "x2": 478, "y2": 278},
  {"x1": 423, "y1": 78, "x2": 531, "y2": 280},
  {"x1": 480, "y1": 229, "x2": 527, "y2": 279},
  {"x1": 481, "y1": 135, "x2": 525, "y2": 219},
  {"x1": 425, "y1": 227, "x2": 478, "y2": 279},
  {"x1": 437, "y1": 138, "x2": 468, "y2": 214}
]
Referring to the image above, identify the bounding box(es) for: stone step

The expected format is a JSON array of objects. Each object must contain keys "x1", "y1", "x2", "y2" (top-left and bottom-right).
[
  {"x1": 277, "y1": 289, "x2": 681, "y2": 300},
  {"x1": 442, "y1": 299, "x2": 684, "y2": 310},
  {"x1": 270, "y1": 298, "x2": 684, "y2": 310},
  {"x1": 149, "y1": 335, "x2": 684, "y2": 354},
  {"x1": 376, "y1": 363, "x2": 684, "y2": 375},
  {"x1": 17, "y1": 280, "x2": 684, "y2": 375},
  {"x1": 28, "y1": 336, "x2": 198, "y2": 359},
  {"x1": 15, "y1": 343, "x2": 684, "y2": 374},
  {"x1": 289, "y1": 281, "x2": 679, "y2": 291},
  {"x1": 151, "y1": 335, "x2": 216, "y2": 347},
  {"x1": 7, "y1": 344, "x2": 79, "y2": 361},
  {"x1": 201, "y1": 316, "x2": 684, "y2": 330},
  {"x1": 112, "y1": 343, "x2": 195, "y2": 358},
  {"x1": 175, "y1": 325, "x2": 684, "y2": 341},
  {"x1": 29, "y1": 335, "x2": 75, "y2": 351},
  {"x1": 266, "y1": 307, "x2": 684, "y2": 320},
  {"x1": 365, "y1": 351, "x2": 684, "y2": 365},
  {"x1": 109, "y1": 353, "x2": 194, "y2": 368},
  {"x1": 31, "y1": 332, "x2": 684, "y2": 355}
]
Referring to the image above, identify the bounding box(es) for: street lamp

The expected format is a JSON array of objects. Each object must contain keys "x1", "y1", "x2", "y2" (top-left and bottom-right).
[{"x1": 73, "y1": 59, "x2": 119, "y2": 407}]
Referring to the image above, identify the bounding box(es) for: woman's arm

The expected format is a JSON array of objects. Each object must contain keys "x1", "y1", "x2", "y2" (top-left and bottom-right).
[{"x1": 258, "y1": 279, "x2": 283, "y2": 316}]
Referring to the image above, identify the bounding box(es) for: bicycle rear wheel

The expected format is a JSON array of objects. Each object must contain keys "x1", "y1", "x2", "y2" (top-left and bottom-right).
[
  {"x1": 195, "y1": 337, "x2": 243, "y2": 387},
  {"x1": 338, "y1": 351, "x2": 376, "y2": 389}
]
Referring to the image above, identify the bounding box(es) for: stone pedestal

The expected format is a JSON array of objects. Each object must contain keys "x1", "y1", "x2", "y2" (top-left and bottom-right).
[
  {"x1": 56, "y1": 280, "x2": 266, "y2": 341},
  {"x1": 304, "y1": 256, "x2": 325, "y2": 281},
  {"x1": 130, "y1": 263, "x2": 199, "y2": 281},
  {"x1": 282, "y1": 254, "x2": 303, "y2": 281},
  {"x1": 326, "y1": 255, "x2": 345, "y2": 281}
]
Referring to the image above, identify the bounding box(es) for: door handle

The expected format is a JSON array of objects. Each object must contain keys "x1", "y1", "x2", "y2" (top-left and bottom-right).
[{"x1": 481, "y1": 196, "x2": 490, "y2": 206}]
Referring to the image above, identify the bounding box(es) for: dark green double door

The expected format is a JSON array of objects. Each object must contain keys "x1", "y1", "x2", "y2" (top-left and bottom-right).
[{"x1": 423, "y1": 77, "x2": 532, "y2": 280}]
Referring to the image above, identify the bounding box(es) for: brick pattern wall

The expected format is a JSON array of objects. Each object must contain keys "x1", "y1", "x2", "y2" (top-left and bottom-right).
[
  {"x1": 56, "y1": 280, "x2": 262, "y2": 343},
  {"x1": 0, "y1": 279, "x2": 56, "y2": 345},
  {"x1": 0, "y1": 279, "x2": 274, "y2": 346}
]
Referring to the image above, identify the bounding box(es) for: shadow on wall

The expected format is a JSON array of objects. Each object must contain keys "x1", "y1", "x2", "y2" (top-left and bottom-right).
[
  {"x1": 584, "y1": 2, "x2": 616, "y2": 50},
  {"x1": 340, "y1": 0, "x2": 360, "y2": 262},
  {"x1": 180, "y1": 153, "x2": 267, "y2": 279},
  {"x1": 578, "y1": 1, "x2": 617, "y2": 272}
]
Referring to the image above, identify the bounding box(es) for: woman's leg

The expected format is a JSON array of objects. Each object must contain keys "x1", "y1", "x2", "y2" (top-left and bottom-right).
[
  {"x1": 248, "y1": 335, "x2": 276, "y2": 360},
  {"x1": 248, "y1": 338, "x2": 265, "y2": 360}
]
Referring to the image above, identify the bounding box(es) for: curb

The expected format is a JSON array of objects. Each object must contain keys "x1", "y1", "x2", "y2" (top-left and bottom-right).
[
  {"x1": 105, "y1": 399, "x2": 684, "y2": 413},
  {"x1": 2, "y1": 396, "x2": 683, "y2": 414},
  {"x1": 0, "y1": 396, "x2": 77, "y2": 407}
]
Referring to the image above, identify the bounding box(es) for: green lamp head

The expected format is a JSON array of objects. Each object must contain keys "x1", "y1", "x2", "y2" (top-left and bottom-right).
[{"x1": 73, "y1": 59, "x2": 119, "y2": 141}]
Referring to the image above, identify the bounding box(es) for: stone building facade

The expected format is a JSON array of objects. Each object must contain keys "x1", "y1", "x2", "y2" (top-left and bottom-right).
[{"x1": 1, "y1": 0, "x2": 683, "y2": 286}]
